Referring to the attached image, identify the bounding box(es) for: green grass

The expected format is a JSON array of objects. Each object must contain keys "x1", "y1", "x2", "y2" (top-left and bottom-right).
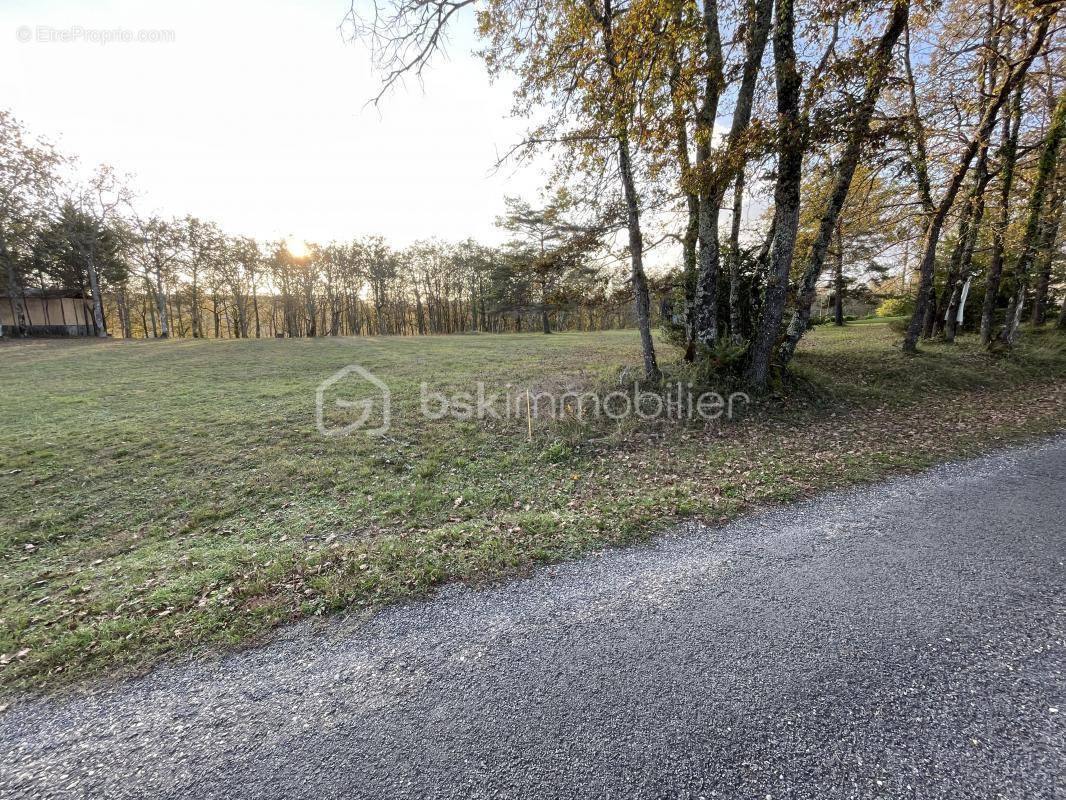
[
  {"x1": 2, "y1": 321, "x2": 1065, "y2": 694},
  {"x1": 847, "y1": 315, "x2": 906, "y2": 325}
]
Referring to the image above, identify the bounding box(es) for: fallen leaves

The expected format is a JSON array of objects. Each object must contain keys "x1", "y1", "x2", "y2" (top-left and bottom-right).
[{"x1": 0, "y1": 649, "x2": 31, "y2": 667}]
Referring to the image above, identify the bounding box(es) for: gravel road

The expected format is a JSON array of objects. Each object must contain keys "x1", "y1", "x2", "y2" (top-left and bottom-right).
[{"x1": 2, "y1": 438, "x2": 1064, "y2": 799}]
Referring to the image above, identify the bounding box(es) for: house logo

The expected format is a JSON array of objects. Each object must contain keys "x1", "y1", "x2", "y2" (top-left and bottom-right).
[{"x1": 315, "y1": 364, "x2": 391, "y2": 437}]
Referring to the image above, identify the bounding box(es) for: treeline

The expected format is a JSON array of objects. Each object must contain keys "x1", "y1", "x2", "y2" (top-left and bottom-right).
[
  {"x1": 0, "y1": 121, "x2": 654, "y2": 341},
  {"x1": 355, "y1": 0, "x2": 1065, "y2": 389}
]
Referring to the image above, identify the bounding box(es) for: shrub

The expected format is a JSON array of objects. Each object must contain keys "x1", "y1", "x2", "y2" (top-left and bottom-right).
[{"x1": 876, "y1": 296, "x2": 913, "y2": 318}]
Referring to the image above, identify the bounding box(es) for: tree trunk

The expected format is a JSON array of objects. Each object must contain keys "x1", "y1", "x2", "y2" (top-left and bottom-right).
[
  {"x1": 692, "y1": 0, "x2": 724, "y2": 347},
  {"x1": 903, "y1": 22, "x2": 935, "y2": 219},
  {"x1": 252, "y1": 287, "x2": 261, "y2": 338},
  {"x1": 667, "y1": 16, "x2": 698, "y2": 355},
  {"x1": 212, "y1": 297, "x2": 221, "y2": 338},
  {"x1": 681, "y1": 201, "x2": 699, "y2": 356},
  {"x1": 903, "y1": 13, "x2": 1051, "y2": 354},
  {"x1": 1000, "y1": 91, "x2": 1066, "y2": 344},
  {"x1": 146, "y1": 280, "x2": 158, "y2": 337},
  {"x1": 727, "y1": 171, "x2": 746, "y2": 342},
  {"x1": 746, "y1": 0, "x2": 803, "y2": 390},
  {"x1": 833, "y1": 224, "x2": 845, "y2": 326},
  {"x1": 414, "y1": 287, "x2": 426, "y2": 335},
  {"x1": 978, "y1": 84, "x2": 1024, "y2": 346},
  {"x1": 618, "y1": 135, "x2": 660, "y2": 380},
  {"x1": 175, "y1": 297, "x2": 185, "y2": 338},
  {"x1": 117, "y1": 285, "x2": 132, "y2": 338},
  {"x1": 938, "y1": 214, "x2": 972, "y2": 339},
  {"x1": 85, "y1": 253, "x2": 107, "y2": 337},
  {"x1": 154, "y1": 261, "x2": 169, "y2": 338},
  {"x1": 922, "y1": 283, "x2": 939, "y2": 339},
  {"x1": 139, "y1": 295, "x2": 149, "y2": 338},
  {"x1": 693, "y1": 0, "x2": 772, "y2": 348},
  {"x1": 942, "y1": 4, "x2": 996, "y2": 343},
  {"x1": 942, "y1": 149, "x2": 991, "y2": 341},
  {"x1": 1031, "y1": 178, "x2": 1062, "y2": 326},
  {"x1": 599, "y1": 0, "x2": 659, "y2": 380},
  {"x1": 777, "y1": 0, "x2": 908, "y2": 363},
  {"x1": 190, "y1": 270, "x2": 202, "y2": 338},
  {"x1": 1, "y1": 235, "x2": 27, "y2": 336}
]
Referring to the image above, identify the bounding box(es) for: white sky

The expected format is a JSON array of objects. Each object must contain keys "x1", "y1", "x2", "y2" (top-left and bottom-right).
[{"x1": 1, "y1": 0, "x2": 547, "y2": 247}]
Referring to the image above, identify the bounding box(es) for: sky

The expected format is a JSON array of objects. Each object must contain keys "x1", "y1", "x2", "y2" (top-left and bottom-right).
[{"x1": 1, "y1": 0, "x2": 547, "y2": 247}]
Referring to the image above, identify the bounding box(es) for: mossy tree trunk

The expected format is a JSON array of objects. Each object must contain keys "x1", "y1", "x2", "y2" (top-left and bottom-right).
[{"x1": 1001, "y1": 92, "x2": 1066, "y2": 343}]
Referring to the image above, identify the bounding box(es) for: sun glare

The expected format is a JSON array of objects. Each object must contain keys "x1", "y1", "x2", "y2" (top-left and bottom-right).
[{"x1": 285, "y1": 238, "x2": 310, "y2": 259}]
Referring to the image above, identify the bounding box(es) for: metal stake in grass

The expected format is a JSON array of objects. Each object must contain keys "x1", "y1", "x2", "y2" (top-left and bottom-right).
[{"x1": 526, "y1": 387, "x2": 532, "y2": 441}]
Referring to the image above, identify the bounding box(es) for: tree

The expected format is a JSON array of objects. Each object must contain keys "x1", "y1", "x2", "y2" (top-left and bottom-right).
[
  {"x1": 690, "y1": 0, "x2": 773, "y2": 350},
  {"x1": 1031, "y1": 169, "x2": 1063, "y2": 326},
  {"x1": 496, "y1": 193, "x2": 603, "y2": 333},
  {"x1": 976, "y1": 83, "x2": 1024, "y2": 345},
  {"x1": 33, "y1": 202, "x2": 129, "y2": 330},
  {"x1": 778, "y1": 0, "x2": 909, "y2": 364},
  {"x1": 71, "y1": 165, "x2": 132, "y2": 337},
  {"x1": 0, "y1": 110, "x2": 62, "y2": 336},
  {"x1": 1000, "y1": 91, "x2": 1066, "y2": 343},
  {"x1": 902, "y1": 9, "x2": 1055, "y2": 354},
  {"x1": 940, "y1": 0, "x2": 1004, "y2": 343},
  {"x1": 359, "y1": 236, "x2": 396, "y2": 335},
  {"x1": 745, "y1": 0, "x2": 803, "y2": 389},
  {"x1": 358, "y1": 0, "x2": 664, "y2": 376},
  {"x1": 184, "y1": 217, "x2": 224, "y2": 338},
  {"x1": 133, "y1": 215, "x2": 184, "y2": 338}
]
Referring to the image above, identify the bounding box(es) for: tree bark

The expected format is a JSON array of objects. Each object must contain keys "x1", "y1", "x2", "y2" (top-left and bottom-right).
[
  {"x1": 175, "y1": 296, "x2": 185, "y2": 338},
  {"x1": 139, "y1": 294, "x2": 149, "y2": 337},
  {"x1": 666, "y1": 14, "x2": 700, "y2": 361},
  {"x1": 146, "y1": 278, "x2": 158, "y2": 337},
  {"x1": 903, "y1": 20, "x2": 935, "y2": 219},
  {"x1": 681, "y1": 192, "x2": 699, "y2": 360},
  {"x1": 727, "y1": 171, "x2": 746, "y2": 342},
  {"x1": 190, "y1": 268, "x2": 202, "y2": 338},
  {"x1": 922, "y1": 282, "x2": 939, "y2": 339},
  {"x1": 746, "y1": 0, "x2": 803, "y2": 389},
  {"x1": 692, "y1": 0, "x2": 724, "y2": 347},
  {"x1": 1031, "y1": 176, "x2": 1062, "y2": 325},
  {"x1": 833, "y1": 223, "x2": 845, "y2": 326}
]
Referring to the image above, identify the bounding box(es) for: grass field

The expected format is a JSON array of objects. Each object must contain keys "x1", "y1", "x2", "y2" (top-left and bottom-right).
[{"x1": 3, "y1": 322, "x2": 1066, "y2": 694}]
